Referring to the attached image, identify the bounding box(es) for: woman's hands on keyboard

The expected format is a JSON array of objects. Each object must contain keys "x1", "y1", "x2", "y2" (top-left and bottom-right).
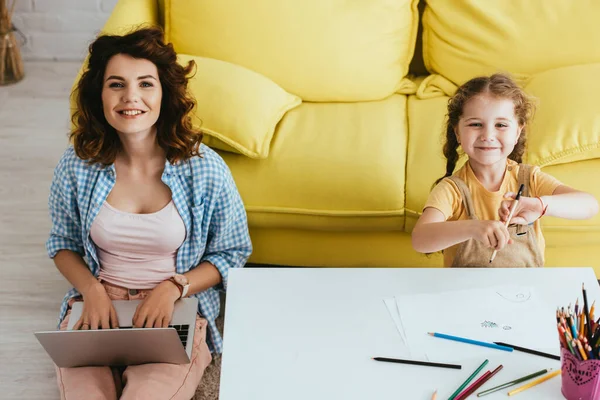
[
  {"x1": 132, "y1": 280, "x2": 181, "y2": 328},
  {"x1": 73, "y1": 282, "x2": 119, "y2": 330}
]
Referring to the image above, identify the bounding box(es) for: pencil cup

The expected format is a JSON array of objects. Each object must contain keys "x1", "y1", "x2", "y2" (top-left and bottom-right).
[{"x1": 561, "y1": 348, "x2": 600, "y2": 400}]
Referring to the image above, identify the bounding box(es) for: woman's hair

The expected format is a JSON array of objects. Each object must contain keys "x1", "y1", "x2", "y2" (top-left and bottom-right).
[
  {"x1": 71, "y1": 26, "x2": 201, "y2": 165},
  {"x1": 435, "y1": 73, "x2": 535, "y2": 185}
]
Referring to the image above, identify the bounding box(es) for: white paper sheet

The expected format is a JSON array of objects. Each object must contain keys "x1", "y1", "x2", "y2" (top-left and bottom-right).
[
  {"x1": 383, "y1": 297, "x2": 406, "y2": 345},
  {"x1": 394, "y1": 286, "x2": 560, "y2": 362}
]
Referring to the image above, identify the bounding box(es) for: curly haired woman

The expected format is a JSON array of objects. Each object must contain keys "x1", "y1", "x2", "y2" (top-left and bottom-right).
[{"x1": 46, "y1": 27, "x2": 252, "y2": 399}]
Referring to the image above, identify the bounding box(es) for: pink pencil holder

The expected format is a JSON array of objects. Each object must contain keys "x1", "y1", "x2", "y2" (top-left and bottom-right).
[{"x1": 562, "y1": 347, "x2": 600, "y2": 400}]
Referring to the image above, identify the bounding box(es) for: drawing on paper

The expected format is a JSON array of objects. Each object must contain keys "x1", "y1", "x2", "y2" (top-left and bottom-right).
[
  {"x1": 495, "y1": 287, "x2": 532, "y2": 303},
  {"x1": 481, "y1": 320, "x2": 512, "y2": 330}
]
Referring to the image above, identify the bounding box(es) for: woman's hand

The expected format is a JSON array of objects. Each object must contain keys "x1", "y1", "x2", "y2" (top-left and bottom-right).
[
  {"x1": 498, "y1": 193, "x2": 543, "y2": 225},
  {"x1": 132, "y1": 280, "x2": 181, "y2": 328},
  {"x1": 72, "y1": 282, "x2": 119, "y2": 330},
  {"x1": 469, "y1": 219, "x2": 513, "y2": 251}
]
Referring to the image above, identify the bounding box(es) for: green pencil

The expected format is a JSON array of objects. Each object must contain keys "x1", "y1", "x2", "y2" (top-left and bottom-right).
[
  {"x1": 448, "y1": 359, "x2": 489, "y2": 400},
  {"x1": 476, "y1": 368, "x2": 551, "y2": 397}
]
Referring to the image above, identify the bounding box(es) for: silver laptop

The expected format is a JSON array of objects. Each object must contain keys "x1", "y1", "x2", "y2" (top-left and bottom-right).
[{"x1": 35, "y1": 297, "x2": 198, "y2": 368}]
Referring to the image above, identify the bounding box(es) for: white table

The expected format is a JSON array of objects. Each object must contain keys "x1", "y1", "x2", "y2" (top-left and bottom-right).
[{"x1": 220, "y1": 268, "x2": 599, "y2": 399}]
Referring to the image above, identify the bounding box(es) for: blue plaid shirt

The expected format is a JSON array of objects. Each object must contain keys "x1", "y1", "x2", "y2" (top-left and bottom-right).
[{"x1": 46, "y1": 145, "x2": 252, "y2": 353}]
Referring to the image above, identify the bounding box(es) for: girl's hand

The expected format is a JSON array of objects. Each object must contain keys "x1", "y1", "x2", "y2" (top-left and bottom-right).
[
  {"x1": 133, "y1": 280, "x2": 181, "y2": 328},
  {"x1": 72, "y1": 282, "x2": 119, "y2": 330},
  {"x1": 499, "y1": 193, "x2": 543, "y2": 225},
  {"x1": 469, "y1": 220, "x2": 513, "y2": 250}
]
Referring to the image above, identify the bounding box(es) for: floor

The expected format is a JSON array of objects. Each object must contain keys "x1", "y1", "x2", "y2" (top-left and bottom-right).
[
  {"x1": 0, "y1": 61, "x2": 78, "y2": 400},
  {"x1": 0, "y1": 61, "x2": 221, "y2": 399}
]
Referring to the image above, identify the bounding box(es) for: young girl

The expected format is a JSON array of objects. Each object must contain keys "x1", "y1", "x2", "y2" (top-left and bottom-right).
[
  {"x1": 412, "y1": 73, "x2": 598, "y2": 267},
  {"x1": 46, "y1": 27, "x2": 252, "y2": 399}
]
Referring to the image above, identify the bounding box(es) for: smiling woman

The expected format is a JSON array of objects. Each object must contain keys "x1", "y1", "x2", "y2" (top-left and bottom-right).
[
  {"x1": 46, "y1": 27, "x2": 252, "y2": 399},
  {"x1": 102, "y1": 55, "x2": 163, "y2": 138},
  {"x1": 71, "y1": 27, "x2": 199, "y2": 166}
]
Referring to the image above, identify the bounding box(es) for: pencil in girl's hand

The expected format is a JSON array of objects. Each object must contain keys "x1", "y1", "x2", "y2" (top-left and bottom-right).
[
  {"x1": 489, "y1": 183, "x2": 524, "y2": 263},
  {"x1": 507, "y1": 370, "x2": 561, "y2": 396},
  {"x1": 431, "y1": 389, "x2": 437, "y2": 400}
]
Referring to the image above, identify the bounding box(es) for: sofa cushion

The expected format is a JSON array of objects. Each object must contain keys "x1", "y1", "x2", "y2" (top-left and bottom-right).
[
  {"x1": 541, "y1": 159, "x2": 600, "y2": 238},
  {"x1": 218, "y1": 95, "x2": 408, "y2": 231},
  {"x1": 165, "y1": 0, "x2": 419, "y2": 102},
  {"x1": 405, "y1": 96, "x2": 600, "y2": 234},
  {"x1": 524, "y1": 64, "x2": 600, "y2": 167},
  {"x1": 178, "y1": 54, "x2": 301, "y2": 159},
  {"x1": 421, "y1": 0, "x2": 600, "y2": 93}
]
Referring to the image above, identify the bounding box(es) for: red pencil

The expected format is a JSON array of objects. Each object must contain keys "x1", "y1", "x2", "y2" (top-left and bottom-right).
[{"x1": 455, "y1": 365, "x2": 503, "y2": 400}]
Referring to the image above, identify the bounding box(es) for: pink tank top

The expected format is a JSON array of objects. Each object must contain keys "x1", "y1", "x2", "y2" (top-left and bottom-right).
[{"x1": 90, "y1": 200, "x2": 186, "y2": 289}]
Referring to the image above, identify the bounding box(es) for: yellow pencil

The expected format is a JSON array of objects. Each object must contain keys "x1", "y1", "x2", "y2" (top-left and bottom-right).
[
  {"x1": 431, "y1": 389, "x2": 437, "y2": 400},
  {"x1": 507, "y1": 370, "x2": 561, "y2": 396}
]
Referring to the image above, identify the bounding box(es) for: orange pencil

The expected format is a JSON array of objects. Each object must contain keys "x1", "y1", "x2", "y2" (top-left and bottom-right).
[
  {"x1": 431, "y1": 389, "x2": 437, "y2": 400},
  {"x1": 575, "y1": 339, "x2": 588, "y2": 360}
]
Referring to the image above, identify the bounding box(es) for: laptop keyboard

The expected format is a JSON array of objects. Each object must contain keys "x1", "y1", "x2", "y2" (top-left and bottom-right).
[{"x1": 119, "y1": 325, "x2": 190, "y2": 348}]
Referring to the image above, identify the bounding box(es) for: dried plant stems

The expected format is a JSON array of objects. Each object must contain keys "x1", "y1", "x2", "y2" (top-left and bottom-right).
[{"x1": 0, "y1": 0, "x2": 24, "y2": 85}]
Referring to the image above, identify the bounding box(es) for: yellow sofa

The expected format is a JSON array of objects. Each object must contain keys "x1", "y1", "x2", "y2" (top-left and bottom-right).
[{"x1": 84, "y1": 0, "x2": 600, "y2": 272}]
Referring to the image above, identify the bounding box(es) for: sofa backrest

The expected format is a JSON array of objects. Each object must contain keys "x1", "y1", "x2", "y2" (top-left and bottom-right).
[
  {"x1": 163, "y1": 0, "x2": 420, "y2": 102},
  {"x1": 422, "y1": 0, "x2": 600, "y2": 89}
]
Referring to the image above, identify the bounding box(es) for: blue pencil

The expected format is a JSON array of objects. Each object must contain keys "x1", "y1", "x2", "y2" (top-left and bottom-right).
[{"x1": 427, "y1": 332, "x2": 514, "y2": 352}]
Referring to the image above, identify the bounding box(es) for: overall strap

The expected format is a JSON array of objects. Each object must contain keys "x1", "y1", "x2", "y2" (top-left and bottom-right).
[
  {"x1": 447, "y1": 176, "x2": 478, "y2": 220},
  {"x1": 517, "y1": 163, "x2": 533, "y2": 197}
]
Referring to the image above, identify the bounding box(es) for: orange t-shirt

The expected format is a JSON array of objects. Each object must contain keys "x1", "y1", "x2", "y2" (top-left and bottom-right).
[{"x1": 423, "y1": 159, "x2": 563, "y2": 267}]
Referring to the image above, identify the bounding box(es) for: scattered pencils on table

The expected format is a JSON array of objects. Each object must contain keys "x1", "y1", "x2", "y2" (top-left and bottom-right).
[
  {"x1": 428, "y1": 332, "x2": 513, "y2": 352},
  {"x1": 371, "y1": 357, "x2": 461, "y2": 370},
  {"x1": 492, "y1": 342, "x2": 560, "y2": 361},
  {"x1": 507, "y1": 369, "x2": 561, "y2": 396}
]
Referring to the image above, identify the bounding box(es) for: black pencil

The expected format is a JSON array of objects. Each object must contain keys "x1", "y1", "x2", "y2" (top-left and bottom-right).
[
  {"x1": 493, "y1": 342, "x2": 560, "y2": 361},
  {"x1": 372, "y1": 357, "x2": 461, "y2": 370},
  {"x1": 583, "y1": 283, "x2": 593, "y2": 347}
]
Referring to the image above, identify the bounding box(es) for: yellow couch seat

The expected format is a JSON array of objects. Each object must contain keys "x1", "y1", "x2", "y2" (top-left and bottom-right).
[{"x1": 218, "y1": 95, "x2": 408, "y2": 231}]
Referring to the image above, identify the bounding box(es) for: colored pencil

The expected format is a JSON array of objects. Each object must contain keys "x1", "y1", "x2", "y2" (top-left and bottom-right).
[
  {"x1": 456, "y1": 365, "x2": 503, "y2": 400},
  {"x1": 583, "y1": 283, "x2": 594, "y2": 346},
  {"x1": 371, "y1": 357, "x2": 461, "y2": 370},
  {"x1": 493, "y1": 342, "x2": 560, "y2": 361},
  {"x1": 454, "y1": 371, "x2": 490, "y2": 400},
  {"x1": 489, "y1": 183, "x2": 524, "y2": 263},
  {"x1": 428, "y1": 332, "x2": 513, "y2": 352},
  {"x1": 476, "y1": 368, "x2": 550, "y2": 397},
  {"x1": 575, "y1": 339, "x2": 588, "y2": 360},
  {"x1": 448, "y1": 359, "x2": 489, "y2": 400},
  {"x1": 507, "y1": 369, "x2": 561, "y2": 396},
  {"x1": 431, "y1": 389, "x2": 437, "y2": 400}
]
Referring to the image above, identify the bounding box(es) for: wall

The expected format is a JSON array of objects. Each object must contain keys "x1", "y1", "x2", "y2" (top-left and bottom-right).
[{"x1": 12, "y1": 0, "x2": 118, "y2": 60}]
